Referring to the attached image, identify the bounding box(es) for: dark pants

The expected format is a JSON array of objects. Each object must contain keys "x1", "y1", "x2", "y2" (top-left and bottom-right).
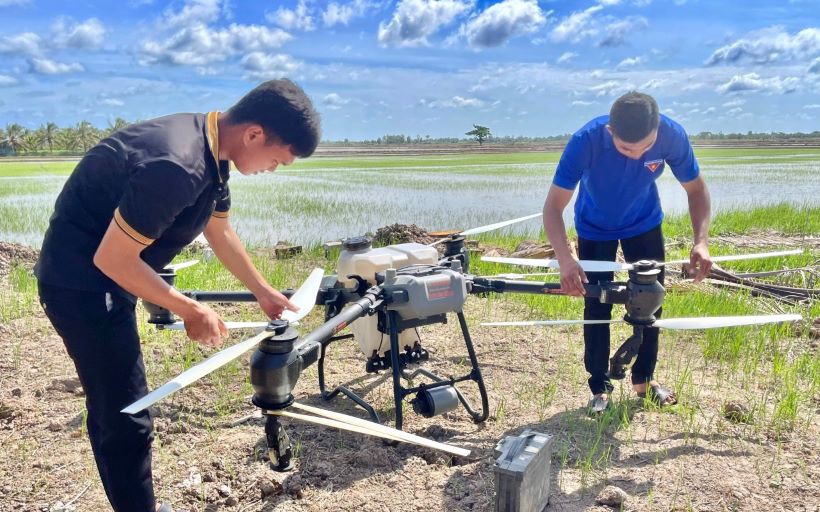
[
  {"x1": 38, "y1": 283, "x2": 155, "y2": 512},
  {"x1": 578, "y1": 225, "x2": 665, "y2": 395}
]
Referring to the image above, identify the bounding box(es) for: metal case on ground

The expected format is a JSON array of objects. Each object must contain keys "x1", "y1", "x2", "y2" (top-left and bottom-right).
[{"x1": 493, "y1": 429, "x2": 554, "y2": 512}]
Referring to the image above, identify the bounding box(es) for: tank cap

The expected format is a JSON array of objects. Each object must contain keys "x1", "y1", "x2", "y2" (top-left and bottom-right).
[{"x1": 342, "y1": 236, "x2": 372, "y2": 251}]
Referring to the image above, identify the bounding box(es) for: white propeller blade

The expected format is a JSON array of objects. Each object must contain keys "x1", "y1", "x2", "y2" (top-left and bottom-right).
[
  {"x1": 460, "y1": 213, "x2": 541, "y2": 236},
  {"x1": 282, "y1": 402, "x2": 471, "y2": 456},
  {"x1": 163, "y1": 260, "x2": 199, "y2": 272},
  {"x1": 482, "y1": 319, "x2": 620, "y2": 327},
  {"x1": 490, "y1": 272, "x2": 558, "y2": 280},
  {"x1": 429, "y1": 213, "x2": 541, "y2": 246},
  {"x1": 162, "y1": 321, "x2": 270, "y2": 331},
  {"x1": 483, "y1": 314, "x2": 801, "y2": 330},
  {"x1": 663, "y1": 249, "x2": 803, "y2": 267},
  {"x1": 281, "y1": 267, "x2": 324, "y2": 323},
  {"x1": 653, "y1": 314, "x2": 802, "y2": 330},
  {"x1": 121, "y1": 330, "x2": 270, "y2": 414},
  {"x1": 122, "y1": 268, "x2": 325, "y2": 415},
  {"x1": 484, "y1": 249, "x2": 803, "y2": 273},
  {"x1": 482, "y1": 256, "x2": 631, "y2": 273}
]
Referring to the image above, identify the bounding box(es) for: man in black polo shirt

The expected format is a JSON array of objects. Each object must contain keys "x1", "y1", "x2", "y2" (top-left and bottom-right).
[{"x1": 35, "y1": 79, "x2": 321, "y2": 512}]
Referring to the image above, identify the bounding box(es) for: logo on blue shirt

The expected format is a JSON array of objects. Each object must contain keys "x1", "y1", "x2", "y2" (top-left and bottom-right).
[{"x1": 644, "y1": 159, "x2": 663, "y2": 172}]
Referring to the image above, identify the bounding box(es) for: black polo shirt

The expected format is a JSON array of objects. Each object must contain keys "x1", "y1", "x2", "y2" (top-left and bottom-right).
[{"x1": 35, "y1": 112, "x2": 231, "y2": 299}]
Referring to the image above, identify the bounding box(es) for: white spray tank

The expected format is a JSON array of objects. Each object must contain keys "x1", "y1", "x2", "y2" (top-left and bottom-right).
[{"x1": 336, "y1": 237, "x2": 439, "y2": 357}]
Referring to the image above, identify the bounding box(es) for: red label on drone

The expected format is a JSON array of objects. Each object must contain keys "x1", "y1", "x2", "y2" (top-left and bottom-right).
[
  {"x1": 426, "y1": 279, "x2": 454, "y2": 300},
  {"x1": 334, "y1": 321, "x2": 348, "y2": 333}
]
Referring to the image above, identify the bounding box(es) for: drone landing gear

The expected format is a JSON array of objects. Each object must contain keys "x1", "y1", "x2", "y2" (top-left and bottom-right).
[
  {"x1": 607, "y1": 324, "x2": 646, "y2": 380},
  {"x1": 264, "y1": 414, "x2": 294, "y2": 472},
  {"x1": 386, "y1": 310, "x2": 489, "y2": 431},
  {"x1": 317, "y1": 334, "x2": 382, "y2": 424}
]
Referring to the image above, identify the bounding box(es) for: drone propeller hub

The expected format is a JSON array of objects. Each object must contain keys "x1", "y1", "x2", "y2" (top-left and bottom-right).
[
  {"x1": 251, "y1": 327, "x2": 302, "y2": 410},
  {"x1": 630, "y1": 260, "x2": 660, "y2": 274},
  {"x1": 266, "y1": 319, "x2": 291, "y2": 335}
]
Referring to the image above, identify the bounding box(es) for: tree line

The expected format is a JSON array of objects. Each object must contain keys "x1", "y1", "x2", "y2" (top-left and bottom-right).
[
  {"x1": 2, "y1": 119, "x2": 819, "y2": 156},
  {"x1": 0, "y1": 119, "x2": 130, "y2": 156}
]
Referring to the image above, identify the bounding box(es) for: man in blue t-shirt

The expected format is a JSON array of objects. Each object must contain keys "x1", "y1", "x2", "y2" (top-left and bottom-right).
[{"x1": 543, "y1": 91, "x2": 712, "y2": 413}]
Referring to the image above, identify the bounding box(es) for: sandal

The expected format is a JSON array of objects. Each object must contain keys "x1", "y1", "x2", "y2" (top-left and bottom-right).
[
  {"x1": 587, "y1": 394, "x2": 613, "y2": 415},
  {"x1": 637, "y1": 383, "x2": 677, "y2": 406}
]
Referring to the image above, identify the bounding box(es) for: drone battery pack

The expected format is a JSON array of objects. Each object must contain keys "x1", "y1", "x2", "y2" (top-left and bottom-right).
[{"x1": 493, "y1": 429, "x2": 554, "y2": 512}]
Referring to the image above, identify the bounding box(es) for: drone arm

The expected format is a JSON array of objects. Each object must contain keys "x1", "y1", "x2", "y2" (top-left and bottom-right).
[
  {"x1": 300, "y1": 287, "x2": 384, "y2": 349},
  {"x1": 182, "y1": 289, "x2": 294, "y2": 302},
  {"x1": 469, "y1": 276, "x2": 603, "y2": 299}
]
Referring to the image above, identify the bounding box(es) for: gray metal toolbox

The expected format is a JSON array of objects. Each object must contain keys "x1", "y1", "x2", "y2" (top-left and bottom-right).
[{"x1": 493, "y1": 429, "x2": 554, "y2": 512}]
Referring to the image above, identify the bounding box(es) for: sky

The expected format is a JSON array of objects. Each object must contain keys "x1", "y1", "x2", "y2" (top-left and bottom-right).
[{"x1": 0, "y1": 0, "x2": 818, "y2": 140}]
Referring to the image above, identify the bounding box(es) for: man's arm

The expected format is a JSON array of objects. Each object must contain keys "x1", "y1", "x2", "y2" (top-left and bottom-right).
[
  {"x1": 94, "y1": 220, "x2": 227, "y2": 347},
  {"x1": 203, "y1": 216, "x2": 298, "y2": 319},
  {"x1": 544, "y1": 184, "x2": 587, "y2": 297},
  {"x1": 680, "y1": 175, "x2": 712, "y2": 281}
]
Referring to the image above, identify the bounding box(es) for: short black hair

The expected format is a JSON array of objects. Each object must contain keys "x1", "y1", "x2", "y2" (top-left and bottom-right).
[
  {"x1": 226, "y1": 79, "x2": 321, "y2": 158},
  {"x1": 609, "y1": 91, "x2": 659, "y2": 143}
]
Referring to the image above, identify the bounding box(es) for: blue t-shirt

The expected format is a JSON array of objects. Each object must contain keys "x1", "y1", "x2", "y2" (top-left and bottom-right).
[{"x1": 553, "y1": 114, "x2": 699, "y2": 241}]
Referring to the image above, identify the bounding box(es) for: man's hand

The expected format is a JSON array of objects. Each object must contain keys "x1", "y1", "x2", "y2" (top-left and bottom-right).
[
  {"x1": 257, "y1": 287, "x2": 300, "y2": 320},
  {"x1": 182, "y1": 303, "x2": 228, "y2": 348},
  {"x1": 559, "y1": 258, "x2": 588, "y2": 297},
  {"x1": 688, "y1": 242, "x2": 712, "y2": 282}
]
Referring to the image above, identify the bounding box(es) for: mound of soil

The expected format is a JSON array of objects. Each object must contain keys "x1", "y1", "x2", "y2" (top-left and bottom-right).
[
  {"x1": 373, "y1": 223, "x2": 436, "y2": 246},
  {"x1": 0, "y1": 241, "x2": 39, "y2": 278}
]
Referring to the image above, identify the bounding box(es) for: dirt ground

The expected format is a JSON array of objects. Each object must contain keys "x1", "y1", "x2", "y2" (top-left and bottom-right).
[{"x1": 0, "y1": 243, "x2": 818, "y2": 512}]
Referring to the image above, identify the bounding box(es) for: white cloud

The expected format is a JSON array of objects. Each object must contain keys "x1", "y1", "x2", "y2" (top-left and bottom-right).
[
  {"x1": 726, "y1": 107, "x2": 743, "y2": 116},
  {"x1": 0, "y1": 0, "x2": 30, "y2": 5},
  {"x1": 267, "y1": 0, "x2": 315, "y2": 31},
  {"x1": 159, "y1": 0, "x2": 226, "y2": 30},
  {"x1": 140, "y1": 24, "x2": 291, "y2": 66},
  {"x1": 0, "y1": 74, "x2": 18, "y2": 86},
  {"x1": 706, "y1": 27, "x2": 820, "y2": 66},
  {"x1": 804, "y1": 104, "x2": 820, "y2": 109},
  {"x1": 599, "y1": 16, "x2": 647, "y2": 47},
  {"x1": 323, "y1": 93, "x2": 350, "y2": 109},
  {"x1": 100, "y1": 98, "x2": 124, "y2": 107},
  {"x1": 616, "y1": 55, "x2": 645, "y2": 69},
  {"x1": 809, "y1": 57, "x2": 820, "y2": 73},
  {"x1": 722, "y1": 98, "x2": 745, "y2": 107},
  {"x1": 598, "y1": 0, "x2": 621, "y2": 5},
  {"x1": 0, "y1": 32, "x2": 41, "y2": 56},
  {"x1": 378, "y1": 0, "x2": 472, "y2": 47},
  {"x1": 550, "y1": 5, "x2": 603, "y2": 44},
  {"x1": 459, "y1": 0, "x2": 547, "y2": 49},
  {"x1": 240, "y1": 52, "x2": 302, "y2": 80},
  {"x1": 28, "y1": 57, "x2": 84, "y2": 74},
  {"x1": 323, "y1": 0, "x2": 372, "y2": 27},
  {"x1": 640, "y1": 78, "x2": 666, "y2": 89},
  {"x1": 52, "y1": 18, "x2": 106, "y2": 49},
  {"x1": 427, "y1": 95, "x2": 485, "y2": 108},
  {"x1": 589, "y1": 79, "x2": 633, "y2": 97},
  {"x1": 716, "y1": 73, "x2": 800, "y2": 94},
  {"x1": 571, "y1": 100, "x2": 594, "y2": 106},
  {"x1": 556, "y1": 51, "x2": 577, "y2": 64}
]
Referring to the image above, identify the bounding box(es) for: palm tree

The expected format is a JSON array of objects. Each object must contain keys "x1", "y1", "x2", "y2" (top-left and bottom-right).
[
  {"x1": 75, "y1": 121, "x2": 99, "y2": 152},
  {"x1": 41, "y1": 122, "x2": 59, "y2": 153},
  {"x1": 4, "y1": 123, "x2": 27, "y2": 154},
  {"x1": 57, "y1": 127, "x2": 80, "y2": 152},
  {"x1": 105, "y1": 117, "x2": 130, "y2": 137}
]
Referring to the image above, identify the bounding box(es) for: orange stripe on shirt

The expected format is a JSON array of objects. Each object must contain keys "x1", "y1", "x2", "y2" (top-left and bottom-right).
[{"x1": 113, "y1": 208, "x2": 155, "y2": 246}]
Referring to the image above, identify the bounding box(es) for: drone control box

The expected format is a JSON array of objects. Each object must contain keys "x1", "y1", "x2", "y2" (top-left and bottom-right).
[{"x1": 493, "y1": 429, "x2": 554, "y2": 512}]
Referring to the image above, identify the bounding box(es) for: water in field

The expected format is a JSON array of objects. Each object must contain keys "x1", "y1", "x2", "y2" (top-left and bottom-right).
[{"x1": 1, "y1": 150, "x2": 818, "y2": 248}]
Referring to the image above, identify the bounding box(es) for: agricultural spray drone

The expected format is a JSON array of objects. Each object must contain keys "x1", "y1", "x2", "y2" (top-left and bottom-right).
[{"x1": 126, "y1": 215, "x2": 802, "y2": 470}]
